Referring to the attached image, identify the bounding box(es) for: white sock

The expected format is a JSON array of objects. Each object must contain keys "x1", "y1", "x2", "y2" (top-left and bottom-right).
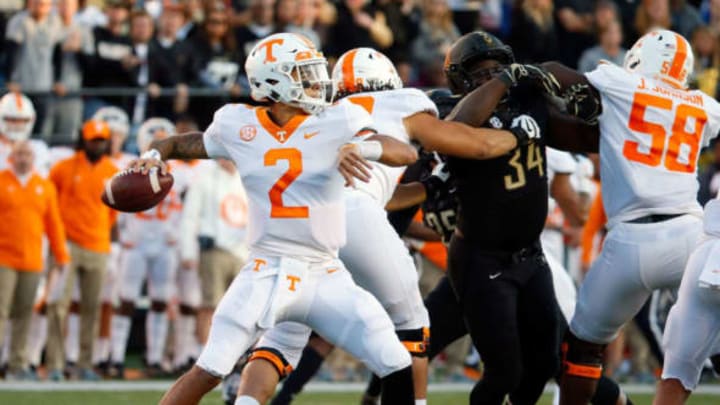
[
  {"x1": 27, "y1": 314, "x2": 47, "y2": 366},
  {"x1": 173, "y1": 314, "x2": 196, "y2": 368},
  {"x1": 110, "y1": 315, "x2": 131, "y2": 364},
  {"x1": 93, "y1": 338, "x2": 109, "y2": 365},
  {"x1": 415, "y1": 400, "x2": 427, "y2": 405},
  {"x1": 65, "y1": 312, "x2": 80, "y2": 363},
  {"x1": 234, "y1": 396, "x2": 260, "y2": 405},
  {"x1": 146, "y1": 310, "x2": 168, "y2": 365}
]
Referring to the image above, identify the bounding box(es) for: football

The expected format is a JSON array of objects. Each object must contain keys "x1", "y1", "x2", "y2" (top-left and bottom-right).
[{"x1": 101, "y1": 169, "x2": 174, "y2": 213}]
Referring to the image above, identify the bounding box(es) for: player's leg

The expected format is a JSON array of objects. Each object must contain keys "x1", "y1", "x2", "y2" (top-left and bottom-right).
[
  {"x1": 159, "y1": 262, "x2": 276, "y2": 405},
  {"x1": 560, "y1": 224, "x2": 652, "y2": 405},
  {"x1": 270, "y1": 334, "x2": 334, "y2": 405},
  {"x1": 174, "y1": 262, "x2": 201, "y2": 371},
  {"x1": 447, "y1": 237, "x2": 524, "y2": 405},
  {"x1": 340, "y1": 194, "x2": 431, "y2": 402},
  {"x1": 95, "y1": 243, "x2": 121, "y2": 369},
  {"x1": 238, "y1": 322, "x2": 312, "y2": 404},
  {"x1": 0, "y1": 267, "x2": 18, "y2": 372},
  {"x1": 198, "y1": 248, "x2": 228, "y2": 344},
  {"x1": 109, "y1": 247, "x2": 146, "y2": 376},
  {"x1": 65, "y1": 285, "x2": 81, "y2": 370},
  {"x1": 511, "y1": 256, "x2": 561, "y2": 405},
  {"x1": 146, "y1": 250, "x2": 177, "y2": 372},
  {"x1": 654, "y1": 243, "x2": 720, "y2": 405},
  {"x1": 305, "y1": 267, "x2": 414, "y2": 405},
  {"x1": 426, "y1": 275, "x2": 468, "y2": 360}
]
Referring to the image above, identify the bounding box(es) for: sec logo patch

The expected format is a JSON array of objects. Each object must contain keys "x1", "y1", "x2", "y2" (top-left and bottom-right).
[{"x1": 239, "y1": 125, "x2": 257, "y2": 141}]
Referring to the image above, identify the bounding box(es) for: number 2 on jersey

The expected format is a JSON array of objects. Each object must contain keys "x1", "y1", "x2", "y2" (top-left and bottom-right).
[
  {"x1": 624, "y1": 92, "x2": 707, "y2": 172},
  {"x1": 264, "y1": 148, "x2": 309, "y2": 218}
]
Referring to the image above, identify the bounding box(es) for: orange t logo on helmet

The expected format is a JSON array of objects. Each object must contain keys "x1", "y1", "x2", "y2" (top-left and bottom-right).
[{"x1": 257, "y1": 38, "x2": 284, "y2": 64}]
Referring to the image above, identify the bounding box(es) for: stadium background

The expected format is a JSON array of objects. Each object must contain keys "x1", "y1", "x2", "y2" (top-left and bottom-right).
[{"x1": 2, "y1": 0, "x2": 720, "y2": 403}]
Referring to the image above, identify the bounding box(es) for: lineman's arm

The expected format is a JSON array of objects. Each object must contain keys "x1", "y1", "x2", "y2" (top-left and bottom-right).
[
  {"x1": 405, "y1": 112, "x2": 519, "y2": 159},
  {"x1": 550, "y1": 173, "x2": 588, "y2": 226},
  {"x1": 385, "y1": 182, "x2": 427, "y2": 211}
]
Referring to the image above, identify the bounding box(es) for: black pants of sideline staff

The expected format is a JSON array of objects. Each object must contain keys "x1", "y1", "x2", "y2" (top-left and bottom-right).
[{"x1": 436, "y1": 236, "x2": 560, "y2": 405}]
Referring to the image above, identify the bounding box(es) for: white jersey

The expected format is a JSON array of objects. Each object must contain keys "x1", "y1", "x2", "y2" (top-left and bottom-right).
[
  {"x1": 119, "y1": 190, "x2": 182, "y2": 252},
  {"x1": 345, "y1": 88, "x2": 438, "y2": 205},
  {"x1": 169, "y1": 159, "x2": 213, "y2": 198},
  {"x1": 586, "y1": 63, "x2": 720, "y2": 227},
  {"x1": 546, "y1": 147, "x2": 577, "y2": 215},
  {"x1": 203, "y1": 100, "x2": 374, "y2": 261},
  {"x1": 2, "y1": 138, "x2": 50, "y2": 176},
  {"x1": 110, "y1": 151, "x2": 137, "y2": 170}
]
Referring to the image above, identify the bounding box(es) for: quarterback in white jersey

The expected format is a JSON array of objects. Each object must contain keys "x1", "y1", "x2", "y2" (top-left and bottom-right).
[
  {"x1": 242, "y1": 47, "x2": 549, "y2": 404},
  {"x1": 542, "y1": 29, "x2": 720, "y2": 405},
  {"x1": 131, "y1": 33, "x2": 422, "y2": 405},
  {"x1": 110, "y1": 118, "x2": 182, "y2": 376}
]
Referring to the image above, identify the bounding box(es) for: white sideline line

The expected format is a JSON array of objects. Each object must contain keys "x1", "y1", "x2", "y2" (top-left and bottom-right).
[{"x1": 1, "y1": 382, "x2": 720, "y2": 394}]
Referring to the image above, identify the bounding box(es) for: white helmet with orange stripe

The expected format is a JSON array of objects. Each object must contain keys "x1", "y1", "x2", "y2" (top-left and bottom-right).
[
  {"x1": 137, "y1": 117, "x2": 175, "y2": 153},
  {"x1": 623, "y1": 29, "x2": 694, "y2": 89},
  {"x1": 332, "y1": 47, "x2": 402, "y2": 98},
  {"x1": 245, "y1": 32, "x2": 333, "y2": 114},
  {"x1": 92, "y1": 106, "x2": 130, "y2": 138},
  {"x1": 0, "y1": 92, "x2": 36, "y2": 141}
]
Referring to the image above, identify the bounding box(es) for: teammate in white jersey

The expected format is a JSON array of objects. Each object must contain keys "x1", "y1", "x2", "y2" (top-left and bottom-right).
[
  {"x1": 538, "y1": 29, "x2": 720, "y2": 405},
  {"x1": 91, "y1": 106, "x2": 135, "y2": 371},
  {"x1": 654, "y1": 192, "x2": 720, "y2": 405},
  {"x1": 130, "y1": 32, "x2": 424, "y2": 405},
  {"x1": 110, "y1": 118, "x2": 181, "y2": 377},
  {"x1": 235, "y1": 47, "x2": 549, "y2": 405}
]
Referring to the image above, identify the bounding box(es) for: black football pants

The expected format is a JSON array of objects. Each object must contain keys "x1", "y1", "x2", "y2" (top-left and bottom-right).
[{"x1": 442, "y1": 236, "x2": 560, "y2": 405}]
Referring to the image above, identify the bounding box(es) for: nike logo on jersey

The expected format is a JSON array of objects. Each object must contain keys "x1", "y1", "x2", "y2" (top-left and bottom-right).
[
  {"x1": 326, "y1": 268, "x2": 338, "y2": 274},
  {"x1": 304, "y1": 131, "x2": 320, "y2": 140},
  {"x1": 489, "y1": 272, "x2": 502, "y2": 280}
]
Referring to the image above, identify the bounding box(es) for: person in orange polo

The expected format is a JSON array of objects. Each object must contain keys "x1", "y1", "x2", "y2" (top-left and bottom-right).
[
  {"x1": 0, "y1": 140, "x2": 69, "y2": 380},
  {"x1": 46, "y1": 120, "x2": 118, "y2": 381}
]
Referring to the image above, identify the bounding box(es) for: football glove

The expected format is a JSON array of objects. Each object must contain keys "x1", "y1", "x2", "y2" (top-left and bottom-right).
[
  {"x1": 508, "y1": 114, "x2": 542, "y2": 146},
  {"x1": 497, "y1": 63, "x2": 561, "y2": 97},
  {"x1": 564, "y1": 83, "x2": 602, "y2": 125}
]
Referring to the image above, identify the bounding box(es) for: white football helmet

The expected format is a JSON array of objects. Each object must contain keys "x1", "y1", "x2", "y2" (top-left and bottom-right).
[
  {"x1": 137, "y1": 117, "x2": 175, "y2": 153},
  {"x1": 92, "y1": 106, "x2": 130, "y2": 137},
  {"x1": 0, "y1": 92, "x2": 36, "y2": 141},
  {"x1": 623, "y1": 29, "x2": 694, "y2": 89},
  {"x1": 332, "y1": 48, "x2": 402, "y2": 97},
  {"x1": 245, "y1": 33, "x2": 333, "y2": 114}
]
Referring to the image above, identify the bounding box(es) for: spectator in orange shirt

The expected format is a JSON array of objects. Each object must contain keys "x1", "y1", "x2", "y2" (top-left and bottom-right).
[
  {"x1": 0, "y1": 140, "x2": 69, "y2": 380},
  {"x1": 45, "y1": 120, "x2": 118, "y2": 381}
]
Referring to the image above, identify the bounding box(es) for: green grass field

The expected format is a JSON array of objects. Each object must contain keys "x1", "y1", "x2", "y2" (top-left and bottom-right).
[{"x1": 0, "y1": 392, "x2": 718, "y2": 405}]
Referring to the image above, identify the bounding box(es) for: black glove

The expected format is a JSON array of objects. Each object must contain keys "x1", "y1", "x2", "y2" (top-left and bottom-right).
[
  {"x1": 508, "y1": 114, "x2": 542, "y2": 146},
  {"x1": 497, "y1": 63, "x2": 561, "y2": 97},
  {"x1": 420, "y1": 161, "x2": 451, "y2": 201},
  {"x1": 564, "y1": 83, "x2": 602, "y2": 125}
]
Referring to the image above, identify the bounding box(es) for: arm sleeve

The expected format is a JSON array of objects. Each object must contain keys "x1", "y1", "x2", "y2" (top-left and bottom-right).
[
  {"x1": 343, "y1": 102, "x2": 376, "y2": 140},
  {"x1": 44, "y1": 183, "x2": 70, "y2": 265},
  {"x1": 53, "y1": 43, "x2": 63, "y2": 82},
  {"x1": 4, "y1": 41, "x2": 19, "y2": 80},
  {"x1": 179, "y1": 180, "x2": 203, "y2": 262},
  {"x1": 203, "y1": 106, "x2": 233, "y2": 159},
  {"x1": 547, "y1": 147, "x2": 577, "y2": 174}
]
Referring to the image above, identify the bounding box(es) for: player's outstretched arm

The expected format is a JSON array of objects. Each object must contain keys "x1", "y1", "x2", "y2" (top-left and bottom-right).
[
  {"x1": 406, "y1": 112, "x2": 520, "y2": 159},
  {"x1": 385, "y1": 182, "x2": 427, "y2": 211},
  {"x1": 129, "y1": 131, "x2": 209, "y2": 174},
  {"x1": 551, "y1": 173, "x2": 588, "y2": 226}
]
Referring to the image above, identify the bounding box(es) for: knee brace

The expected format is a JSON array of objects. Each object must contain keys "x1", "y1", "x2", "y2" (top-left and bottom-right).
[
  {"x1": 247, "y1": 347, "x2": 293, "y2": 380},
  {"x1": 396, "y1": 327, "x2": 430, "y2": 358},
  {"x1": 562, "y1": 332, "x2": 605, "y2": 380}
]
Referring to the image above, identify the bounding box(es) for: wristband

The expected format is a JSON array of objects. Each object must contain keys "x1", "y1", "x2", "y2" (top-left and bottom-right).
[
  {"x1": 141, "y1": 148, "x2": 162, "y2": 161},
  {"x1": 356, "y1": 141, "x2": 383, "y2": 161}
]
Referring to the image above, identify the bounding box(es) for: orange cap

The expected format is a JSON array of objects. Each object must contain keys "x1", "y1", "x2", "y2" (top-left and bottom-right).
[{"x1": 82, "y1": 120, "x2": 111, "y2": 141}]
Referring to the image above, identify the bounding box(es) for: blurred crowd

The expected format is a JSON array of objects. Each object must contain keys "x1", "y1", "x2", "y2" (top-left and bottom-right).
[{"x1": 3, "y1": 0, "x2": 720, "y2": 386}]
